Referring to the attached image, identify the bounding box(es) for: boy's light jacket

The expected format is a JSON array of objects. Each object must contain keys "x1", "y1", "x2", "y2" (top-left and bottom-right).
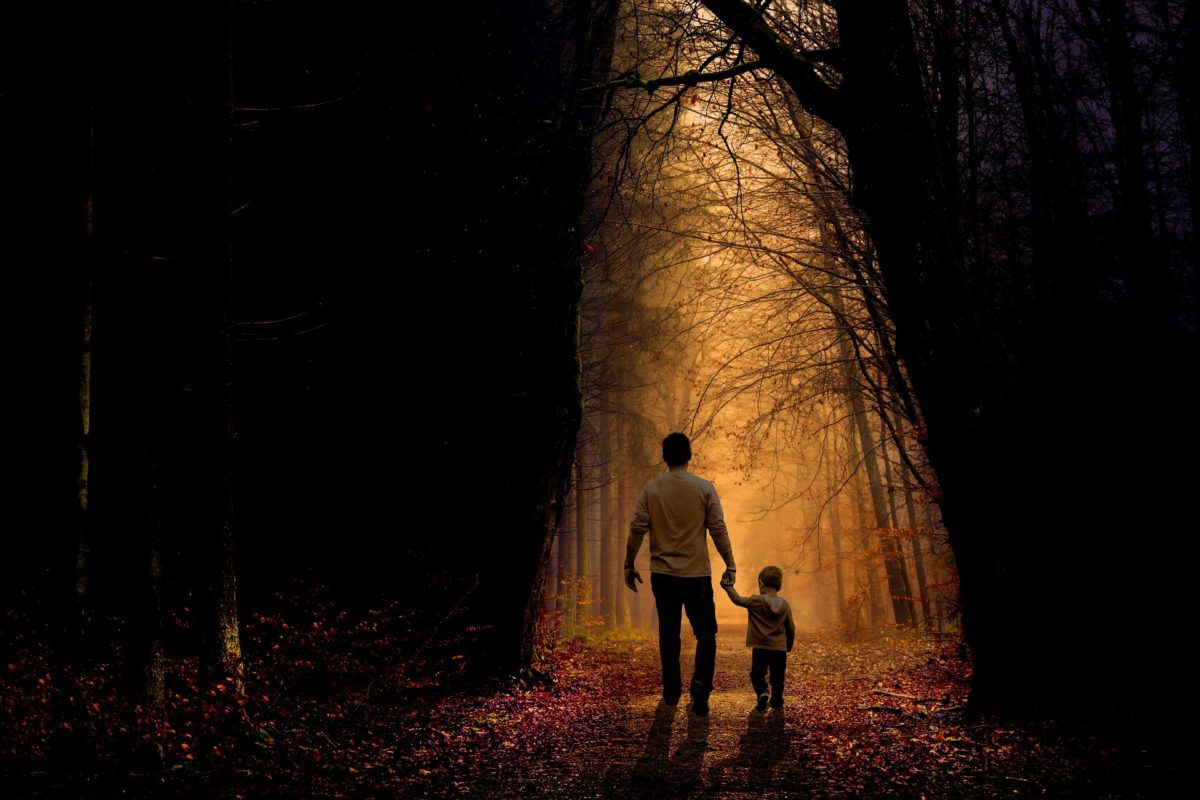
[{"x1": 723, "y1": 585, "x2": 795, "y2": 652}]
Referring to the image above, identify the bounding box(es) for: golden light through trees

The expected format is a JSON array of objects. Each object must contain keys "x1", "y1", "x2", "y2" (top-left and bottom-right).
[{"x1": 550, "y1": 0, "x2": 954, "y2": 637}]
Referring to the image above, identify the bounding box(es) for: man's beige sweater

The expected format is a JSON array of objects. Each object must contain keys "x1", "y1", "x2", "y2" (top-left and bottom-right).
[{"x1": 627, "y1": 466, "x2": 735, "y2": 577}]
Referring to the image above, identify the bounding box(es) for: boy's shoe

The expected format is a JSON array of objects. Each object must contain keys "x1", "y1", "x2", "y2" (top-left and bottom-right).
[
  {"x1": 691, "y1": 697, "x2": 709, "y2": 716},
  {"x1": 755, "y1": 693, "x2": 769, "y2": 712}
]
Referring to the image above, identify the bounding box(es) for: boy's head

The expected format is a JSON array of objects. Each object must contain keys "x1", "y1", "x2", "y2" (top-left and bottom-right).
[
  {"x1": 661, "y1": 432, "x2": 692, "y2": 466},
  {"x1": 758, "y1": 565, "x2": 783, "y2": 591}
]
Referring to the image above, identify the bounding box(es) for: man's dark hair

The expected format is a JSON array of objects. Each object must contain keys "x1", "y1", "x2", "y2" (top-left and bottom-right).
[
  {"x1": 662, "y1": 432, "x2": 692, "y2": 466},
  {"x1": 758, "y1": 565, "x2": 784, "y2": 591}
]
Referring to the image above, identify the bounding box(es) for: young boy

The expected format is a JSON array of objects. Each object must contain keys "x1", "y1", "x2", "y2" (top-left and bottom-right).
[{"x1": 721, "y1": 565, "x2": 795, "y2": 711}]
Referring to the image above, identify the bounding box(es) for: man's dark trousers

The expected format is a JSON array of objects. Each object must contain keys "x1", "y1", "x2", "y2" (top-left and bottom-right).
[{"x1": 651, "y1": 572, "x2": 717, "y2": 703}]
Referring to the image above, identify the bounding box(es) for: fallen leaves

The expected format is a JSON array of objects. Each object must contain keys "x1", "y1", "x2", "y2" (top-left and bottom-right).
[{"x1": 2, "y1": 598, "x2": 1193, "y2": 798}]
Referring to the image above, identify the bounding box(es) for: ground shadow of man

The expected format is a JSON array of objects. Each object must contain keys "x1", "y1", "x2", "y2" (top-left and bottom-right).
[
  {"x1": 603, "y1": 701, "x2": 710, "y2": 799},
  {"x1": 705, "y1": 709, "x2": 788, "y2": 794}
]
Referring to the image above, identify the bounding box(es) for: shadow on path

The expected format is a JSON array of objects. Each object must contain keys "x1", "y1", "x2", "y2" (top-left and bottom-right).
[
  {"x1": 705, "y1": 708, "x2": 789, "y2": 794},
  {"x1": 604, "y1": 702, "x2": 709, "y2": 799}
]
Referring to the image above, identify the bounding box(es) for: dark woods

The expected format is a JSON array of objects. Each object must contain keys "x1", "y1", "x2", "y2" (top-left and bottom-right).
[
  {"x1": 1, "y1": 0, "x2": 1197, "y2": 784},
  {"x1": 5, "y1": 0, "x2": 616, "y2": 766}
]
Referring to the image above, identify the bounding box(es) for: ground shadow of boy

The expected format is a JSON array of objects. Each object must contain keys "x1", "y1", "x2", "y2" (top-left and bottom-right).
[{"x1": 705, "y1": 708, "x2": 788, "y2": 794}]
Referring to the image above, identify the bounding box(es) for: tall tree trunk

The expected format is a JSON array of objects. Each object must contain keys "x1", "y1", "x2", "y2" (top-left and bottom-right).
[
  {"x1": 75, "y1": 109, "x2": 96, "y2": 657},
  {"x1": 832, "y1": 285, "x2": 914, "y2": 627},
  {"x1": 1175, "y1": 3, "x2": 1200, "y2": 317},
  {"x1": 575, "y1": 449, "x2": 591, "y2": 636},
  {"x1": 881, "y1": 435, "x2": 918, "y2": 625},
  {"x1": 547, "y1": 525, "x2": 559, "y2": 618},
  {"x1": 560, "y1": 494, "x2": 578, "y2": 637},
  {"x1": 825, "y1": 463, "x2": 847, "y2": 626},
  {"x1": 1092, "y1": 0, "x2": 1167, "y2": 334},
  {"x1": 195, "y1": 0, "x2": 243, "y2": 689},
  {"x1": 925, "y1": 506, "x2": 949, "y2": 633},
  {"x1": 853, "y1": 414, "x2": 914, "y2": 628},
  {"x1": 893, "y1": 410, "x2": 933, "y2": 630},
  {"x1": 614, "y1": 412, "x2": 631, "y2": 629},
  {"x1": 53, "y1": 99, "x2": 101, "y2": 780},
  {"x1": 129, "y1": 398, "x2": 166, "y2": 763},
  {"x1": 810, "y1": 526, "x2": 833, "y2": 627},
  {"x1": 599, "y1": 411, "x2": 617, "y2": 629},
  {"x1": 901, "y1": 478, "x2": 933, "y2": 631},
  {"x1": 847, "y1": 445, "x2": 884, "y2": 626}
]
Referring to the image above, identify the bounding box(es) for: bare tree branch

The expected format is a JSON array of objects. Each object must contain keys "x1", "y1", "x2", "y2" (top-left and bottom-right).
[
  {"x1": 586, "y1": 59, "x2": 767, "y2": 92},
  {"x1": 699, "y1": 0, "x2": 845, "y2": 124}
]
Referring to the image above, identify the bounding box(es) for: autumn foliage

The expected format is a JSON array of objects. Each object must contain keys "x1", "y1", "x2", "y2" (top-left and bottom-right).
[{"x1": 4, "y1": 591, "x2": 1191, "y2": 798}]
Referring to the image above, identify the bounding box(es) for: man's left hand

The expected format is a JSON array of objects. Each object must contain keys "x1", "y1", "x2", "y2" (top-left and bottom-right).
[{"x1": 624, "y1": 568, "x2": 643, "y2": 592}]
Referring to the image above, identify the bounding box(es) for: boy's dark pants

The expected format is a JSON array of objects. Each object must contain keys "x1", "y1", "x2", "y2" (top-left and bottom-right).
[
  {"x1": 750, "y1": 647, "x2": 786, "y2": 706},
  {"x1": 650, "y1": 573, "x2": 717, "y2": 702}
]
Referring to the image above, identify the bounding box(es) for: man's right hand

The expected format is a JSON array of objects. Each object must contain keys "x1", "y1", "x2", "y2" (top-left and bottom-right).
[
  {"x1": 721, "y1": 568, "x2": 736, "y2": 587},
  {"x1": 624, "y1": 568, "x2": 643, "y2": 592}
]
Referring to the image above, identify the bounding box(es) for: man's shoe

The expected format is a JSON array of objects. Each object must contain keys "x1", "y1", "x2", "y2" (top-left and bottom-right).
[
  {"x1": 755, "y1": 693, "x2": 769, "y2": 712},
  {"x1": 663, "y1": 695, "x2": 680, "y2": 707},
  {"x1": 691, "y1": 698, "x2": 709, "y2": 716}
]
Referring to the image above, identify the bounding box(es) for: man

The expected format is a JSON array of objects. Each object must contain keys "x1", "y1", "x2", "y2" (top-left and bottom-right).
[{"x1": 624, "y1": 432, "x2": 736, "y2": 716}]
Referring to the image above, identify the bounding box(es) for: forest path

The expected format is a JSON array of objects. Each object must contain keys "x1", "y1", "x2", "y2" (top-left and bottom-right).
[
  {"x1": 379, "y1": 629, "x2": 1178, "y2": 799},
  {"x1": 82, "y1": 623, "x2": 1187, "y2": 798},
  {"x1": 517, "y1": 628, "x2": 921, "y2": 800}
]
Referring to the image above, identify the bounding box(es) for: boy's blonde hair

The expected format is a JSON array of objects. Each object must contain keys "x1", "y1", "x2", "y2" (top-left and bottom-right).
[{"x1": 758, "y1": 565, "x2": 783, "y2": 590}]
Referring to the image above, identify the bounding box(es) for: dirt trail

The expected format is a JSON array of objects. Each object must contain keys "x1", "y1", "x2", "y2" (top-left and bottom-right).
[
  {"x1": 492, "y1": 629, "x2": 956, "y2": 800},
  {"x1": 37, "y1": 626, "x2": 1187, "y2": 798},
  {"x1": 421, "y1": 629, "x2": 1189, "y2": 800}
]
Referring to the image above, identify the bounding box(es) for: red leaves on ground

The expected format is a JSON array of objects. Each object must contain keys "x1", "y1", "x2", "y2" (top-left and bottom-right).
[{"x1": 3, "y1": 599, "x2": 1192, "y2": 798}]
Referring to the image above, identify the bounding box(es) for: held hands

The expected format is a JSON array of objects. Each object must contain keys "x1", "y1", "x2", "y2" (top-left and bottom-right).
[
  {"x1": 624, "y1": 567, "x2": 644, "y2": 592},
  {"x1": 720, "y1": 568, "x2": 736, "y2": 588}
]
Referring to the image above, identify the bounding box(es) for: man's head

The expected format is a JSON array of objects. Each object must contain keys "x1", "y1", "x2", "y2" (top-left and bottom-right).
[
  {"x1": 758, "y1": 565, "x2": 783, "y2": 591},
  {"x1": 661, "y1": 432, "x2": 692, "y2": 466}
]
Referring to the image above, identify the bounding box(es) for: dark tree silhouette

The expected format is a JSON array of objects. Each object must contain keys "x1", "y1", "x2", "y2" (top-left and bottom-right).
[{"x1": 4, "y1": 0, "x2": 623, "y2": 716}]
